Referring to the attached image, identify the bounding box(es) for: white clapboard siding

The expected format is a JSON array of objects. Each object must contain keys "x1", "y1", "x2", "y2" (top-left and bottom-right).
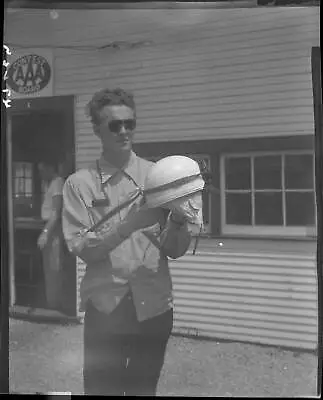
[
  {"x1": 48, "y1": 7, "x2": 320, "y2": 167},
  {"x1": 5, "y1": 7, "x2": 318, "y2": 48},
  {"x1": 3, "y1": 8, "x2": 312, "y2": 167},
  {"x1": 169, "y1": 251, "x2": 318, "y2": 350},
  {"x1": 7, "y1": 8, "x2": 316, "y2": 166}
]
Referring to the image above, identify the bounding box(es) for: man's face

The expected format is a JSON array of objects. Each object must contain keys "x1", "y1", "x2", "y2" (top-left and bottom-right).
[{"x1": 94, "y1": 105, "x2": 136, "y2": 153}]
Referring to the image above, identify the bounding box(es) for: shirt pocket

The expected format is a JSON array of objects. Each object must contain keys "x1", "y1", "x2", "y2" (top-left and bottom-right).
[{"x1": 86, "y1": 192, "x2": 118, "y2": 232}]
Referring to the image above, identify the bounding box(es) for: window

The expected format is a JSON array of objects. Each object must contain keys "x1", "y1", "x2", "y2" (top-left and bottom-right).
[
  {"x1": 145, "y1": 154, "x2": 211, "y2": 234},
  {"x1": 13, "y1": 162, "x2": 34, "y2": 218},
  {"x1": 221, "y1": 152, "x2": 316, "y2": 237},
  {"x1": 14, "y1": 162, "x2": 33, "y2": 198}
]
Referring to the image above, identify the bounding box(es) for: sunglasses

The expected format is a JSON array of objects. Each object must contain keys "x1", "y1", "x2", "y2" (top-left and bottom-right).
[{"x1": 108, "y1": 119, "x2": 136, "y2": 134}]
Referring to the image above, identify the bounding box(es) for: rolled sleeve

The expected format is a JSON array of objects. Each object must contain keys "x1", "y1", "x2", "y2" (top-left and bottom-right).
[
  {"x1": 51, "y1": 177, "x2": 64, "y2": 197},
  {"x1": 49, "y1": 194, "x2": 63, "y2": 220},
  {"x1": 62, "y1": 177, "x2": 130, "y2": 264}
]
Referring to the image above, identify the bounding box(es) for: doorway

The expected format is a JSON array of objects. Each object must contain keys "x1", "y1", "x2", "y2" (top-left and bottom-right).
[{"x1": 8, "y1": 96, "x2": 77, "y2": 317}]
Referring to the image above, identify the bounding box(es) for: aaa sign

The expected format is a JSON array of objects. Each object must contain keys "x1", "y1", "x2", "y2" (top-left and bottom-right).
[{"x1": 7, "y1": 51, "x2": 52, "y2": 97}]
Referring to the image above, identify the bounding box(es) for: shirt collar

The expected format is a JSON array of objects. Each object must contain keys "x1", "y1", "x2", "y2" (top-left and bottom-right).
[{"x1": 96, "y1": 151, "x2": 137, "y2": 184}]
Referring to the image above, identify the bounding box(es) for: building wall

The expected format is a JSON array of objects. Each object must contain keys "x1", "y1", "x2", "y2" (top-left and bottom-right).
[
  {"x1": 5, "y1": 7, "x2": 318, "y2": 168},
  {"x1": 52, "y1": 7, "x2": 319, "y2": 169},
  {"x1": 170, "y1": 246, "x2": 317, "y2": 350},
  {"x1": 5, "y1": 7, "x2": 319, "y2": 347}
]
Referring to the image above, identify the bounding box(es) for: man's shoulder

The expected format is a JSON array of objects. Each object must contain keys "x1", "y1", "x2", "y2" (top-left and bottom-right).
[
  {"x1": 52, "y1": 176, "x2": 65, "y2": 186},
  {"x1": 65, "y1": 165, "x2": 96, "y2": 188},
  {"x1": 50, "y1": 176, "x2": 65, "y2": 191}
]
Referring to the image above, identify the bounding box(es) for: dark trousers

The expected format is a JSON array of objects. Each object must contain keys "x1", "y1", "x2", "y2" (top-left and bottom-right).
[{"x1": 83, "y1": 292, "x2": 173, "y2": 396}]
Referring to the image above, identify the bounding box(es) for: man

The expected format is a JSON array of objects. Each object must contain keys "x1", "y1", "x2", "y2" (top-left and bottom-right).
[
  {"x1": 62, "y1": 88, "x2": 192, "y2": 396},
  {"x1": 37, "y1": 161, "x2": 64, "y2": 311}
]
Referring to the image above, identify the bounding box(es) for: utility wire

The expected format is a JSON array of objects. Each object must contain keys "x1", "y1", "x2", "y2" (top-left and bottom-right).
[{"x1": 5, "y1": 41, "x2": 153, "y2": 51}]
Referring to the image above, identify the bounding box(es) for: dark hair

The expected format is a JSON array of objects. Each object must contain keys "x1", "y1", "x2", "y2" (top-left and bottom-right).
[
  {"x1": 39, "y1": 161, "x2": 59, "y2": 173},
  {"x1": 86, "y1": 87, "x2": 136, "y2": 126}
]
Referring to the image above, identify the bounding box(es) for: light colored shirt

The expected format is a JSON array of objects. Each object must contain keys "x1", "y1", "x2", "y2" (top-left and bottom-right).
[
  {"x1": 62, "y1": 151, "x2": 192, "y2": 321},
  {"x1": 41, "y1": 176, "x2": 64, "y2": 221}
]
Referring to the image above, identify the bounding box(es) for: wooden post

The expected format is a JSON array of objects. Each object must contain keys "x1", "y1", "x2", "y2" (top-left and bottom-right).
[
  {"x1": 7, "y1": 115, "x2": 16, "y2": 307},
  {"x1": 311, "y1": 45, "x2": 322, "y2": 397}
]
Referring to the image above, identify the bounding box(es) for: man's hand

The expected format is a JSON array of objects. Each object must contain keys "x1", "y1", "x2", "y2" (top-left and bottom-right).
[
  {"x1": 37, "y1": 231, "x2": 49, "y2": 250},
  {"x1": 162, "y1": 194, "x2": 202, "y2": 225},
  {"x1": 169, "y1": 211, "x2": 187, "y2": 226}
]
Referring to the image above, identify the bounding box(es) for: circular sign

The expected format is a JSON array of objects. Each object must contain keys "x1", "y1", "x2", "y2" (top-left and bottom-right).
[{"x1": 7, "y1": 54, "x2": 51, "y2": 95}]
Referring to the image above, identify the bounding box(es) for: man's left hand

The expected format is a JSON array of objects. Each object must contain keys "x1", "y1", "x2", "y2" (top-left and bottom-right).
[
  {"x1": 169, "y1": 211, "x2": 186, "y2": 226},
  {"x1": 37, "y1": 231, "x2": 49, "y2": 250}
]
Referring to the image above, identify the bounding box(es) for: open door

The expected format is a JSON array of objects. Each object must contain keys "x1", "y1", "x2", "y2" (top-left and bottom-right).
[{"x1": 8, "y1": 96, "x2": 77, "y2": 317}]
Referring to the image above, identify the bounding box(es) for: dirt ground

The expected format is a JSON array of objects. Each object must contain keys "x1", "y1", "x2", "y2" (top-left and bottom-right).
[
  {"x1": 9, "y1": 318, "x2": 318, "y2": 397},
  {"x1": 160, "y1": 336, "x2": 318, "y2": 397}
]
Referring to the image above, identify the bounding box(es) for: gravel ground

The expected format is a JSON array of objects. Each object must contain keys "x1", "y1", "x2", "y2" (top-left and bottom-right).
[{"x1": 9, "y1": 318, "x2": 318, "y2": 397}]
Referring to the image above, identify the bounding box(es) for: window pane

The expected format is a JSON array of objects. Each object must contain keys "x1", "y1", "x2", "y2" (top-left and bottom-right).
[
  {"x1": 14, "y1": 163, "x2": 23, "y2": 177},
  {"x1": 286, "y1": 192, "x2": 316, "y2": 226},
  {"x1": 18, "y1": 178, "x2": 24, "y2": 193},
  {"x1": 25, "y1": 178, "x2": 32, "y2": 195},
  {"x1": 226, "y1": 193, "x2": 252, "y2": 225},
  {"x1": 26, "y1": 167, "x2": 32, "y2": 178},
  {"x1": 285, "y1": 154, "x2": 314, "y2": 190},
  {"x1": 255, "y1": 192, "x2": 283, "y2": 225},
  {"x1": 225, "y1": 157, "x2": 251, "y2": 190},
  {"x1": 254, "y1": 156, "x2": 282, "y2": 190}
]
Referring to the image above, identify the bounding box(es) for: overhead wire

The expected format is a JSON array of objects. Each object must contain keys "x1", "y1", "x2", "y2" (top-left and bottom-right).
[{"x1": 5, "y1": 41, "x2": 154, "y2": 52}]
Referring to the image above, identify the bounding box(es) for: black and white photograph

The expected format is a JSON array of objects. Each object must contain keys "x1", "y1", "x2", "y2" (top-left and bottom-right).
[{"x1": 3, "y1": 0, "x2": 321, "y2": 396}]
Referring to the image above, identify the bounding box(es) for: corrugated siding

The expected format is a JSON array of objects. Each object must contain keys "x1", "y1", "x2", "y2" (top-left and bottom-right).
[
  {"x1": 169, "y1": 251, "x2": 318, "y2": 350},
  {"x1": 75, "y1": 248, "x2": 318, "y2": 350}
]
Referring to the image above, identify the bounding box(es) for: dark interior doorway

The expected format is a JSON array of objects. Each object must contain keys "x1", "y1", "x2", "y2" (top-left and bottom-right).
[{"x1": 9, "y1": 96, "x2": 76, "y2": 316}]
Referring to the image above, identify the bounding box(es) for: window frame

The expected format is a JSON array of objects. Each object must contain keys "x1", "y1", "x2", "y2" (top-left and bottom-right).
[
  {"x1": 13, "y1": 162, "x2": 33, "y2": 199},
  {"x1": 220, "y1": 150, "x2": 317, "y2": 237},
  {"x1": 186, "y1": 153, "x2": 212, "y2": 235}
]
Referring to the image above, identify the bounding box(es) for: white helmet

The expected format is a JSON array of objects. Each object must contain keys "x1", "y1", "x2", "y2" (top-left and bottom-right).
[{"x1": 144, "y1": 155, "x2": 205, "y2": 208}]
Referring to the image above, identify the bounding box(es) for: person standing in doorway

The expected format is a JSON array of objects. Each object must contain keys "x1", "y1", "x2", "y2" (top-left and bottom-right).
[
  {"x1": 62, "y1": 87, "x2": 192, "y2": 396},
  {"x1": 37, "y1": 161, "x2": 64, "y2": 311}
]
